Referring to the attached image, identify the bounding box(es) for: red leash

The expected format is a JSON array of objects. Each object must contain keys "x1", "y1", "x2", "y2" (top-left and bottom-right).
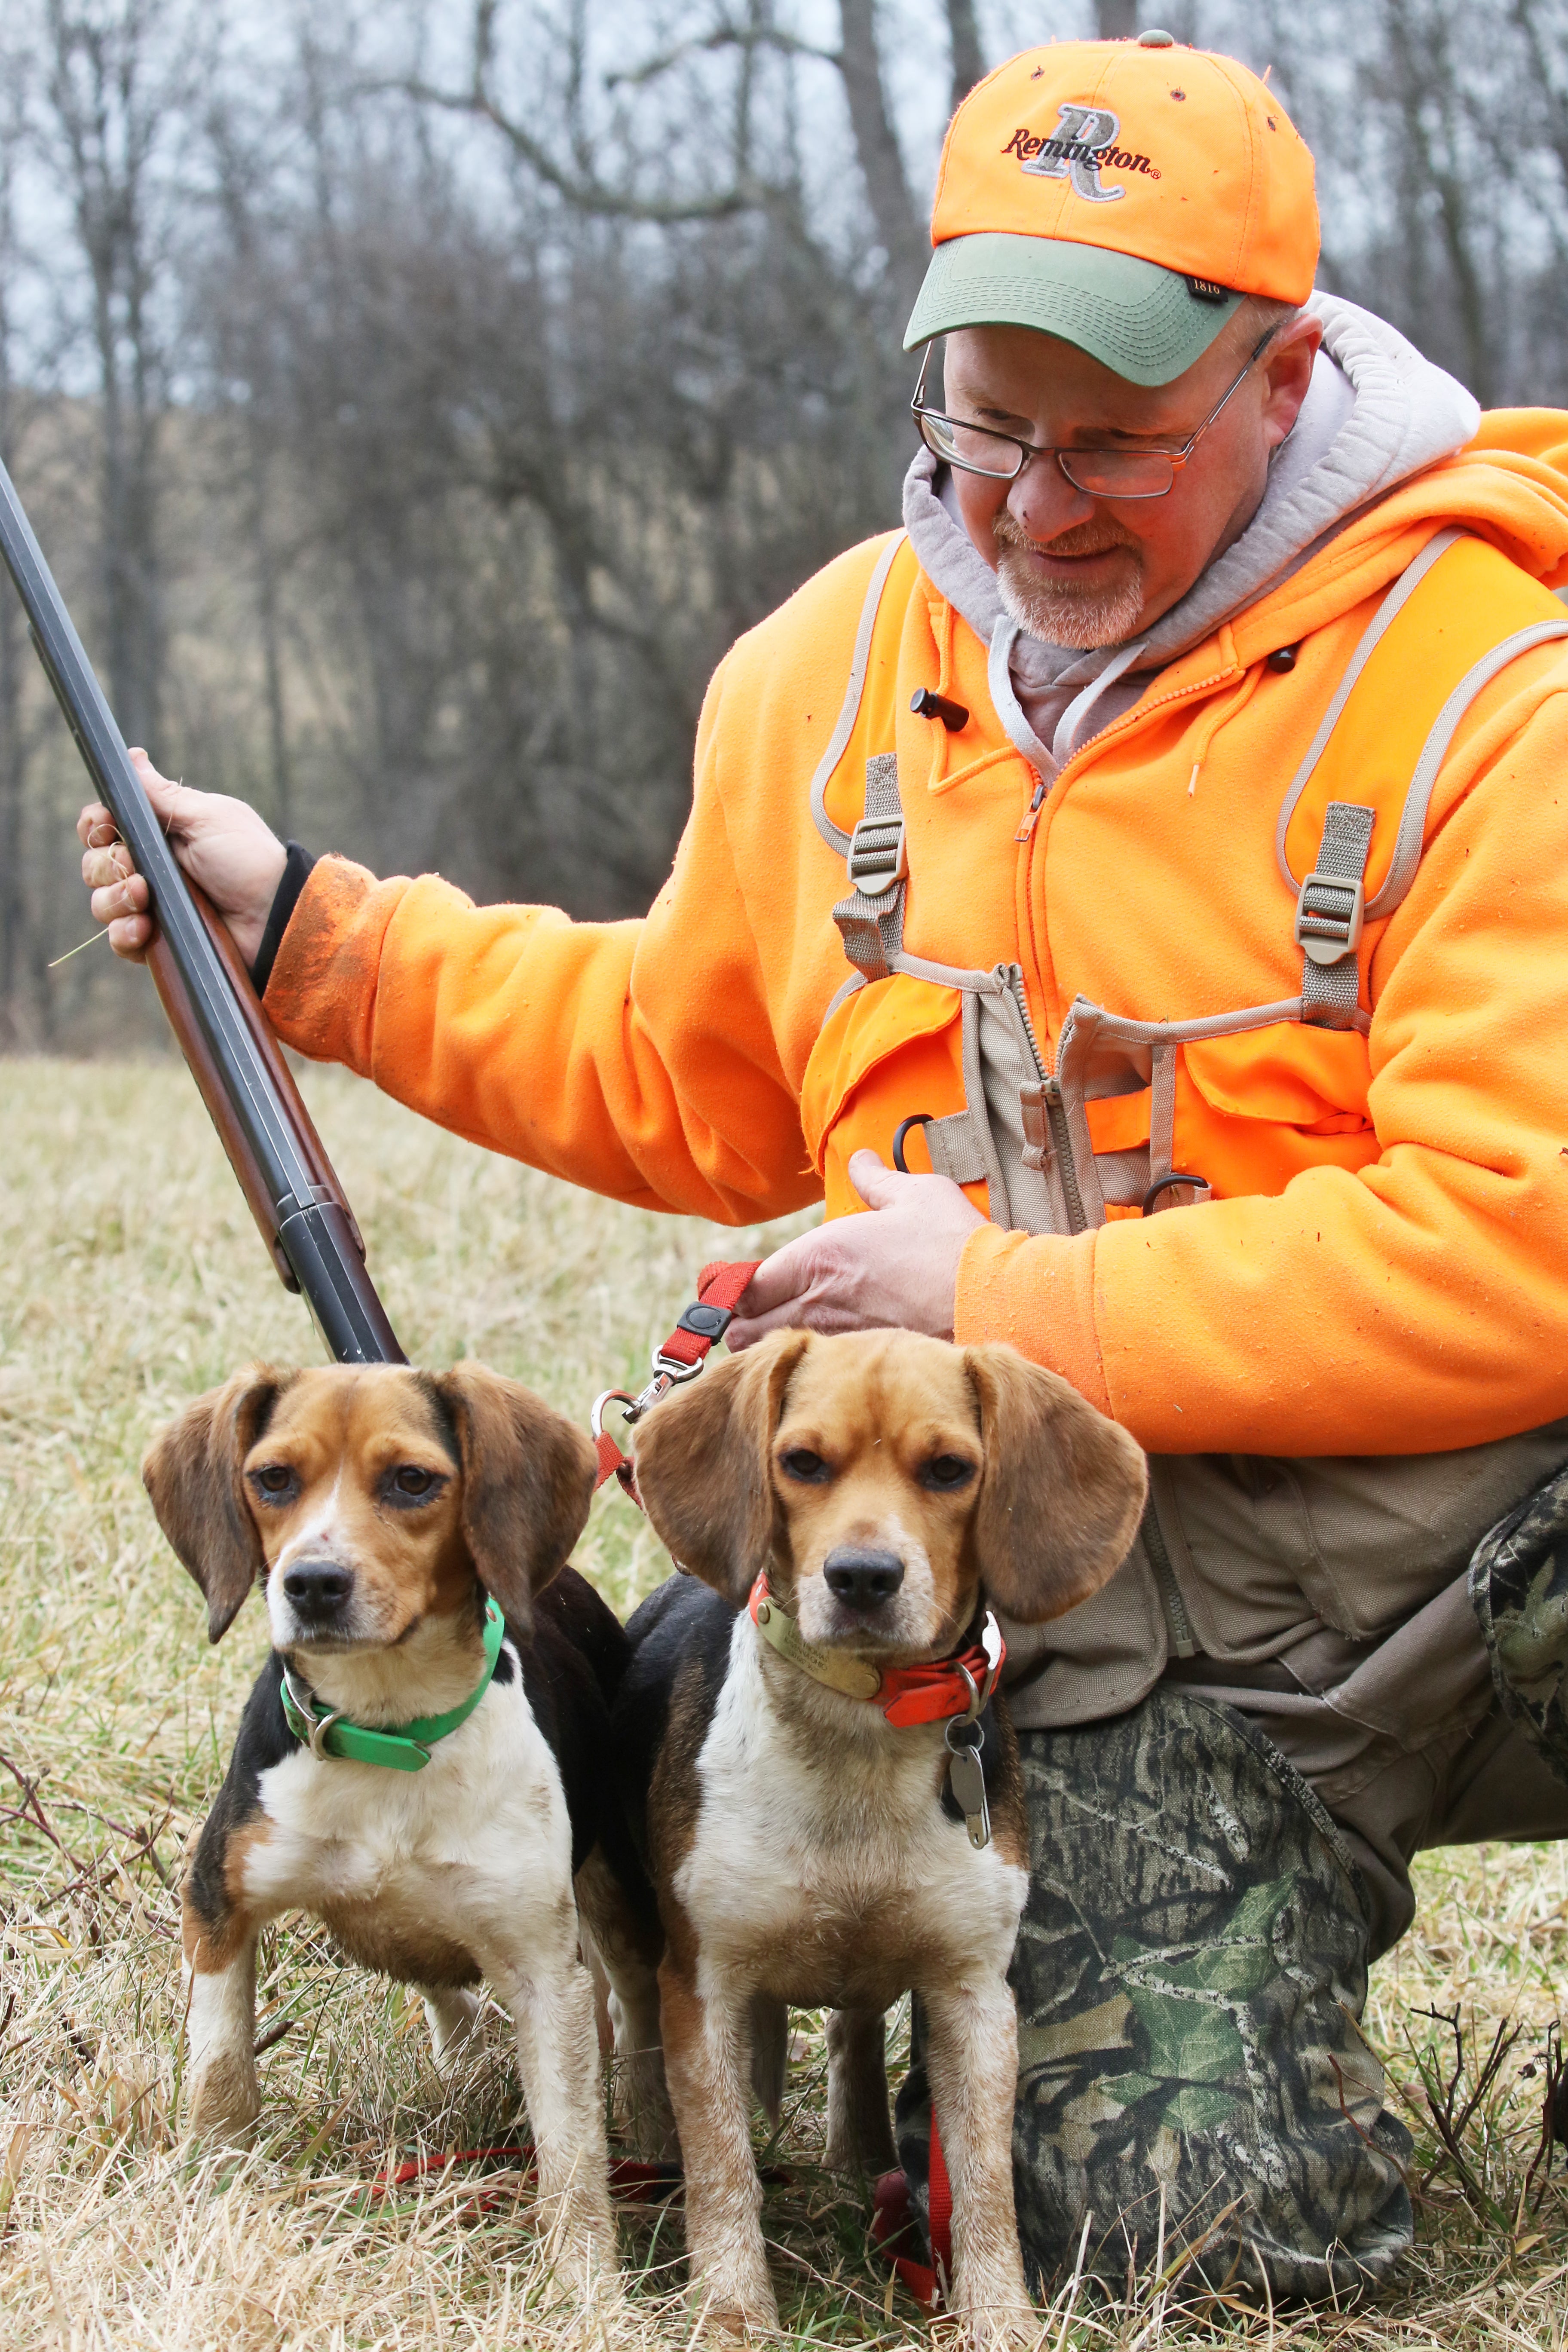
[{"x1": 591, "y1": 1259, "x2": 759, "y2": 1505}]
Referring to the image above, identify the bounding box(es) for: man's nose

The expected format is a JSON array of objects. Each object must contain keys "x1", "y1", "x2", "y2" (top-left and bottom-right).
[
  {"x1": 824, "y1": 1547, "x2": 906, "y2": 1612},
  {"x1": 282, "y1": 1559, "x2": 354, "y2": 1619},
  {"x1": 1007, "y1": 453, "x2": 1095, "y2": 541}
]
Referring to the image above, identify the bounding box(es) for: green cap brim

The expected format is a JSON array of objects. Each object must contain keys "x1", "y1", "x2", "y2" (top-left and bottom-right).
[{"x1": 903, "y1": 233, "x2": 1243, "y2": 386}]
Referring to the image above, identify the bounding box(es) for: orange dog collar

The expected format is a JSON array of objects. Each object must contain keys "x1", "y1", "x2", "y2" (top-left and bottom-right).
[{"x1": 747, "y1": 1572, "x2": 1005, "y2": 1729}]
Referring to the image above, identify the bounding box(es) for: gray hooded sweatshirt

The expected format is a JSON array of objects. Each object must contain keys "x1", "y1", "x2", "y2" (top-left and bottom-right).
[{"x1": 901, "y1": 293, "x2": 1480, "y2": 775}]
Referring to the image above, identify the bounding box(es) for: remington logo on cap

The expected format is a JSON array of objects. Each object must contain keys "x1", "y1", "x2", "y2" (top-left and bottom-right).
[{"x1": 1002, "y1": 104, "x2": 1162, "y2": 202}]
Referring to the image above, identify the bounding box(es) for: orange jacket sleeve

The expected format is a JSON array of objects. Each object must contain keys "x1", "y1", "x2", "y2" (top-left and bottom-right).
[
  {"x1": 265, "y1": 658, "x2": 823, "y2": 1225},
  {"x1": 957, "y1": 680, "x2": 1568, "y2": 1456}
]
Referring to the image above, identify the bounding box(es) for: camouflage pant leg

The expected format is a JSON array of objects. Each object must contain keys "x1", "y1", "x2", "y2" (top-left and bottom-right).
[
  {"x1": 894, "y1": 1688, "x2": 1412, "y2": 2303},
  {"x1": 1471, "y1": 1459, "x2": 1568, "y2": 1784}
]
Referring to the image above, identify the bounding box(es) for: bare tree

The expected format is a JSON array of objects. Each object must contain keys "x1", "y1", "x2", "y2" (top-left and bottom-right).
[
  {"x1": 38, "y1": 0, "x2": 199, "y2": 752},
  {"x1": 0, "y1": 63, "x2": 37, "y2": 1042}
]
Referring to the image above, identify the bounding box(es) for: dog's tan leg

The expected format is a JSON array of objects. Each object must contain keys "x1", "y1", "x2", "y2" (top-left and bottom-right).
[
  {"x1": 659, "y1": 1951, "x2": 778, "y2": 2337},
  {"x1": 492, "y1": 1916, "x2": 621, "y2": 2294},
  {"x1": 422, "y1": 1986, "x2": 484, "y2": 2070},
  {"x1": 922, "y1": 1978, "x2": 1032, "y2": 2351},
  {"x1": 824, "y1": 2007, "x2": 896, "y2": 2173},
  {"x1": 182, "y1": 1902, "x2": 261, "y2": 2143}
]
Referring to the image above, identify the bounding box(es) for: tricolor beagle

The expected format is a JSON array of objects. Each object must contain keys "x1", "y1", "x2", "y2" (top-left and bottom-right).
[
  {"x1": 610, "y1": 1328, "x2": 1146, "y2": 2345},
  {"x1": 143, "y1": 1360, "x2": 644, "y2": 2289}
]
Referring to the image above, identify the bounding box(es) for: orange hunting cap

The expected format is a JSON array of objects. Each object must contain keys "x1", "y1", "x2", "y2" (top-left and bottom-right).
[{"x1": 904, "y1": 30, "x2": 1318, "y2": 384}]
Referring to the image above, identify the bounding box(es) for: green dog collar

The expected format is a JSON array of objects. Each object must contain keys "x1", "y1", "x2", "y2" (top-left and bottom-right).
[{"x1": 280, "y1": 1595, "x2": 506, "y2": 1772}]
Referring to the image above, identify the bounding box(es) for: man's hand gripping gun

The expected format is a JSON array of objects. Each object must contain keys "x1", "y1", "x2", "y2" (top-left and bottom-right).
[{"x1": 0, "y1": 456, "x2": 403, "y2": 1366}]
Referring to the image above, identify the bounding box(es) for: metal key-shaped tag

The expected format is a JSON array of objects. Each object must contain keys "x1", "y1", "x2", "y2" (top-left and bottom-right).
[{"x1": 945, "y1": 1718, "x2": 990, "y2": 1850}]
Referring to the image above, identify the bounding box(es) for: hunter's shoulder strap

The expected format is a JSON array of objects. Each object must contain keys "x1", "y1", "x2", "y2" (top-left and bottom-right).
[
  {"x1": 807, "y1": 530, "x2": 922, "y2": 986},
  {"x1": 1278, "y1": 529, "x2": 1568, "y2": 1029}
]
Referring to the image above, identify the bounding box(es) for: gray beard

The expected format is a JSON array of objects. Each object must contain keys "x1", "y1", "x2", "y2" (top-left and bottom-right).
[{"x1": 995, "y1": 544, "x2": 1146, "y2": 649}]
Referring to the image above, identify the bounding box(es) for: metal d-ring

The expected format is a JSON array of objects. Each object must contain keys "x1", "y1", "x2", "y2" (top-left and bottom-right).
[
  {"x1": 892, "y1": 1113, "x2": 935, "y2": 1175},
  {"x1": 308, "y1": 1707, "x2": 344, "y2": 1761},
  {"x1": 953, "y1": 1657, "x2": 984, "y2": 1721},
  {"x1": 591, "y1": 1387, "x2": 637, "y2": 1442}
]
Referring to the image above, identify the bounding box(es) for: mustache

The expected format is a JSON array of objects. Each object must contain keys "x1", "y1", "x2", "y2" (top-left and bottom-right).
[{"x1": 992, "y1": 512, "x2": 1140, "y2": 561}]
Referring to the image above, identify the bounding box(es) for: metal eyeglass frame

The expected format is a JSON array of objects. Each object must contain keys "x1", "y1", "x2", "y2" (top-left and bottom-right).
[{"x1": 910, "y1": 324, "x2": 1281, "y2": 501}]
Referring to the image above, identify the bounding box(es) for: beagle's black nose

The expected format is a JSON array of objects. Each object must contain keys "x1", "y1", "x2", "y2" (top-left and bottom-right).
[
  {"x1": 824, "y1": 1548, "x2": 905, "y2": 1611},
  {"x1": 282, "y1": 1559, "x2": 354, "y2": 1617}
]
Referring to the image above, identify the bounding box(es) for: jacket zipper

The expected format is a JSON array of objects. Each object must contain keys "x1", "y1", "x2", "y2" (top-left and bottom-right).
[
  {"x1": 1006, "y1": 967, "x2": 1086, "y2": 1237},
  {"x1": 1008, "y1": 679, "x2": 1219, "y2": 1666},
  {"x1": 1140, "y1": 1498, "x2": 1196, "y2": 1658}
]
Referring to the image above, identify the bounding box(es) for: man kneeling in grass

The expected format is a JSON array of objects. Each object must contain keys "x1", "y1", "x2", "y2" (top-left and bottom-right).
[{"x1": 81, "y1": 29, "x2": 1568, "y2": 2303}]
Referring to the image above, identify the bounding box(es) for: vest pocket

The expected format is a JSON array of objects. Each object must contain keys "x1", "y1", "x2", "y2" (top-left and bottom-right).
[
  {"x1": 1177, "y1": 1023, "x2": 1377, "y2": 1195},
  {"x1": 800, "y1": 974, "x2": 981, "y2": 1220},
  {"x1": 1076, "y1": 1021, "x2": 1378, "y2": 1211}
]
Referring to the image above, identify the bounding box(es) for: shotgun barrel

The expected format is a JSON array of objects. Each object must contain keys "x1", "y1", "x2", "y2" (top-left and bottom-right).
[{"x1": 0, "y1": 453, "x2": 404, "y2": 1367}]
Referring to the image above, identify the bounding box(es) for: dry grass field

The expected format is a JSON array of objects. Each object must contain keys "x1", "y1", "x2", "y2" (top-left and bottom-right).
[{"x1": 4, "y1": 1057, "x2": 1568, "y2": 2350}]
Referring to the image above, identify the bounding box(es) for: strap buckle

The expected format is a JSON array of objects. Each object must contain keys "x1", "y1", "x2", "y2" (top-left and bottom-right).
[
  {"x1": 845, "y1": 813, "x2": 907, "y2": 904},
  {"x1": 1294, "y1": 871, "x2": 1365, "y2": 965}
]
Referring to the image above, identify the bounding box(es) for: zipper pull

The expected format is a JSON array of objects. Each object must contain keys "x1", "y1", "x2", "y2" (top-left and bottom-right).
[{"x1": 1014, "y1": 779, "x2": 1046, "y2": 844}]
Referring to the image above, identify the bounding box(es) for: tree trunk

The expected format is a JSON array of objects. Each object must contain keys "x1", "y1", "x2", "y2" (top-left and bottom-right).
[
  {"x1": 944, "y1": 0, "x2": 984, "y2": 112},
  {"x1": 836, "y1": 0, "x2": 924, "y2": 318}
]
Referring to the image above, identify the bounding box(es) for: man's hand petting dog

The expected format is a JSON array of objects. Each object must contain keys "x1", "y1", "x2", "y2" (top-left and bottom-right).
[{"x1": 728, "y1": 1149, "x2": 985, "y2": 1348}]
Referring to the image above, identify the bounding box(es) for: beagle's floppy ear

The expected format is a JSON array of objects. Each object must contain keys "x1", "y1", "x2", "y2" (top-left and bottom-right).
[
  {"x1": 632, "y1": 1329, "x2": 812, "y2": 1605},
  {"x1": 142, "y1": 1367, "x2": 291, "y2": 1644},
  {"x1": 963, "y1": 1345, "x2": 1146, "y2": 1625},
  {"x1": 433, "y1": 1364, "x2": 597, "y2": 1631}
]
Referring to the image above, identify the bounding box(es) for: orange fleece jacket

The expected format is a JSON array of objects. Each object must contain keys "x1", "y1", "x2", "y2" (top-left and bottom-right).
[{"x1": 266, "y1": 410, "x2": 1568, "y2": 1459}]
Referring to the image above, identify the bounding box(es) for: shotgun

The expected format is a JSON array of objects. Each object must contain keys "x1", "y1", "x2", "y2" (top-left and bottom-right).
[{"x1": 0, "y1": 454, "x2": 405, "y2": 1366}]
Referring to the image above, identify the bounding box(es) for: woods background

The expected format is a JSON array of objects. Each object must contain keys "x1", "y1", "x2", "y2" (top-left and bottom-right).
[{"x1": 1, "y1": 0, "x2": 1564, "y2": 1050}]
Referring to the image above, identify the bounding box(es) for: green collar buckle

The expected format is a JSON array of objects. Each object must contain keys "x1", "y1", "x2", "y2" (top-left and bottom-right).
[{"x1": 280, "y1": 1595, "x2": 506, "y2": 1773}]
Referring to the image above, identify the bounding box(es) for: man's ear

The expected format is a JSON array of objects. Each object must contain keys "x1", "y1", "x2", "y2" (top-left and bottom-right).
[
  {"x1": 632, "y1": 1329, "x2": 812, "y2": 1605},
  {"x1": 142, "y1": 1367, "x2": 291, "y2": 1644},
  {"x1": 433, "y1": 1364, "x2": 597, "y2": 1632},
  {"x1": 963, "y1": 1345, "x2": 1146, "y2": 1625}
]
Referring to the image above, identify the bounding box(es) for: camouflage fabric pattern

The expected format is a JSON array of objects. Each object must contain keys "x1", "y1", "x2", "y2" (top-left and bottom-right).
[
  {"x1": 895, "y1": 1690, "x2": 1412, "y2": 2303},
  {"x1": 1470, "y1": 1459, "x2": 1568, "y2": 1786}
]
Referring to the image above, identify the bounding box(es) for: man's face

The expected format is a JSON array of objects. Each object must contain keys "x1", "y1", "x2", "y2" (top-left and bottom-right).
[{"x1": 941, "y1": 314, "x2": 1321, "y2": 647}]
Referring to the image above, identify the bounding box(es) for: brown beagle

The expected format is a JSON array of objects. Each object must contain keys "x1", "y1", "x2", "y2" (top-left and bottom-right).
[
  {"x1": 144, "y1": 1360, "x2": 648, "y2": 2293},
  {"x1": 610, "y1": 1327, "x2": 1146, "y2": 2344}
]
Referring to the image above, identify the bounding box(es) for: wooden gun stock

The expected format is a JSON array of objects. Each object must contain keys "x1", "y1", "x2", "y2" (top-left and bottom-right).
[{"x1": 145, "y1": 891, "x2": 366, "y2": 1294}]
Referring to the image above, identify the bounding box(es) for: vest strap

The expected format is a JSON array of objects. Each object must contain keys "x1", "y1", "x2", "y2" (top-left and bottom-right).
[
  {"x1": 832, "y1": 752, "x2": 908, "y2": 981},
  {"x1": 1297, "y1": 800, "x2": 1375, "y2": 1029}
]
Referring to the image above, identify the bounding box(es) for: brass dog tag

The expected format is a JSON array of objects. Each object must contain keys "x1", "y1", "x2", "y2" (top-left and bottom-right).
[{"x1": 945, "y1": 1721, "x2": 990, "y2": 1850}]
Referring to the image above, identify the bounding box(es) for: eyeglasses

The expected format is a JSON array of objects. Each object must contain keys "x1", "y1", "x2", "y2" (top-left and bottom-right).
[{"x1": 910, "y1": 327, "x2": 1280, "y2": 502}]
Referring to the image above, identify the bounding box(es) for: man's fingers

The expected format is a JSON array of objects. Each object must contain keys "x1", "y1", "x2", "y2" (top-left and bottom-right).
[
  {"x1": 82, "y1": 843, "x2": 132, "y2": 888},
  {"x1": 77, "y1": 801, "x2": 120, "y2": 851},
  {"x1": 848, "y1": 1148, "x2": 903, "y2": 1209},
  {"x1": 90, "y1": 874, "x2": 149, "y2": 925},
  {"x1": 107, "y1": 910, "x2": 153, "y2": 960},
  {"x1": 732, "y1": 1231, "x2": 822, "y2": 1319}
]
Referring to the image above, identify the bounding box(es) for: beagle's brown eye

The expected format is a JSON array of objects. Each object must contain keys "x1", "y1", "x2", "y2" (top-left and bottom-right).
[
  {"x1": 920, "y1": 1454, "x2": 977, "y2": 1491},
  {"x1": 780, "y1": 1448, "x2": 831, "y2": 1484},
  {"x1": 392, "y1": 1465, "x2": 437, "y2": 1496},
  {"x1": 252, "y1": 1464, "x2": 295, "y2": 1502}
]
